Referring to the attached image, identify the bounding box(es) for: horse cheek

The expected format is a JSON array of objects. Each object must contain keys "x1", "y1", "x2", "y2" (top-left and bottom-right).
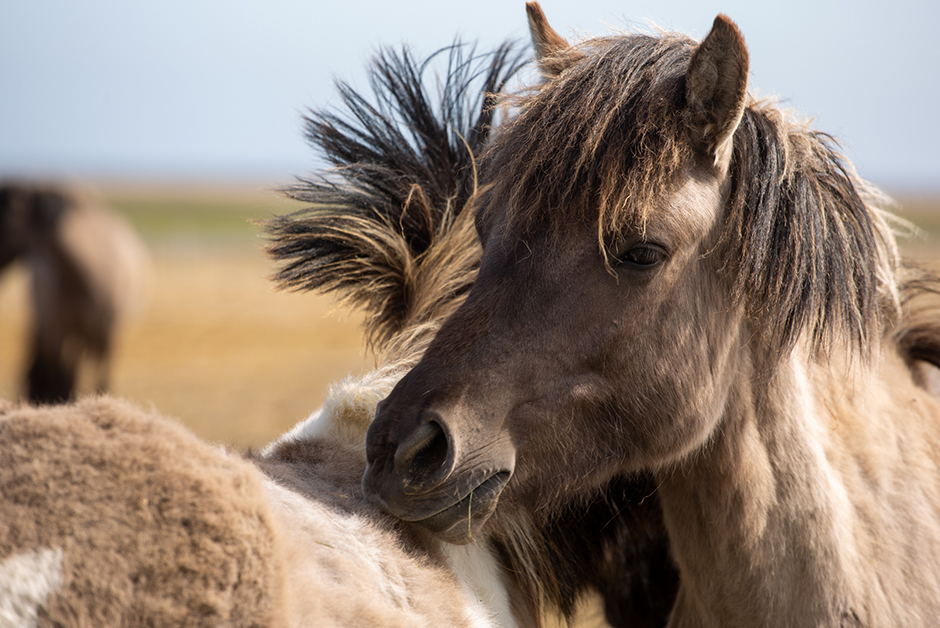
[{"x1": 611, "y1": 261, "x2": 742, "y2": 468}]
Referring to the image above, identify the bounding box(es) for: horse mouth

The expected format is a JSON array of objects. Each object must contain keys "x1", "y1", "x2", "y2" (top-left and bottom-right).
[{"x1": 409, "y1": 471, "x2": 511, "y2": 544}]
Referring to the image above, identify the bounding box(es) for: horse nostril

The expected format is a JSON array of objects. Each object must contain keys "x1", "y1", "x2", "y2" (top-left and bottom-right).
[{"x1": 394, "y1": 419, "x2": 450, "y2": 490}]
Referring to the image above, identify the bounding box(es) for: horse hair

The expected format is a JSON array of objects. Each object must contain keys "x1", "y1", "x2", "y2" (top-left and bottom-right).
[
  {"x1": 479, "y1": 33, "x2": 695, "y2": 244},
  {"x1": 264, "y1": 42, "x2": 525, "y2": 352},
  {"x1": 895, "y1": 263, "x2": 940, "y2": 369},
  {"x1": 721, "y1": 102, "x2": 901, "y2": 360}
]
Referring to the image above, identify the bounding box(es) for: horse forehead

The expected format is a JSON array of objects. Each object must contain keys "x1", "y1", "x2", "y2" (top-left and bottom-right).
[{"x1": 652, "y1": 169, "x2": 726, "y2": 241}]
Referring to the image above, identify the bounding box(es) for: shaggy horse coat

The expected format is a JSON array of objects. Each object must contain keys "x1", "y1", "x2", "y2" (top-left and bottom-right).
[
  {"x1": 0, "y1": 182, "x2": 149, "y2": 404},
  {"x1": 0, "y1": 397, "x2": 287, "y2": 628},
  {"x1": 361, "y1": 4, "x2": 940, "y2": 627},
  {"x1": 0, "y1": 390, "x2": 520, "y2": 627}
]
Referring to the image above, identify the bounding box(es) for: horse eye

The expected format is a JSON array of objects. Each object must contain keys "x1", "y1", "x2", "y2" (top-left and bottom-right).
[{"x1": 612, "y1": 244, "x2": 665, "y2": 269}]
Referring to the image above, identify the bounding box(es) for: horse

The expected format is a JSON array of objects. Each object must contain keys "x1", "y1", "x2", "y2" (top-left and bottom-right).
[
  {"x1": 0, "y1": 182, "x2": 150, "y2": 404},
  {"x1": 361, "y1": 3, "x2": 940, "y2": 626}
]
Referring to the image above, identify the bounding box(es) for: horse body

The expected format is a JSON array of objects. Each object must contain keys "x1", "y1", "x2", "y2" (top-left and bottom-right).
[
  {"x1": 0, "y1": 389, "x2": 517, "y2": 628},
  {"x1": 363, "y1": 4, "x2": 940, "y2": 625}
]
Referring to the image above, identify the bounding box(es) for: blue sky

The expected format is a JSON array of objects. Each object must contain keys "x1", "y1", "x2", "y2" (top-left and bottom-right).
[{"x1": 1, "y1": 0, "x2": 938, "y2": 192}]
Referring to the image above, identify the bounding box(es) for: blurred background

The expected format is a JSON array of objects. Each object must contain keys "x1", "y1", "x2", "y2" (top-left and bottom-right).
[{"x1": 1, "y1": 0, "x2": 937, "y2": 447}]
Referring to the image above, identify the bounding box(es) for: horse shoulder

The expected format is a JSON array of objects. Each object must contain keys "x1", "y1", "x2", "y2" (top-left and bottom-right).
[{"x1": 662, "y1": 345, "x2": 940, "y2": 625}]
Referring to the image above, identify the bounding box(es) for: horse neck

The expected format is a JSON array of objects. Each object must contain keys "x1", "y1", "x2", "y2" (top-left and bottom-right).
[{"x1": 656, "y1": 343, "x2": 909, "y2": 626}]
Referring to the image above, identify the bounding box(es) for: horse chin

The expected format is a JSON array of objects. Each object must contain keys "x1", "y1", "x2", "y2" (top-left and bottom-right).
[{"x1": 400, "y1": 471, "x2": 511, "y2": 545}]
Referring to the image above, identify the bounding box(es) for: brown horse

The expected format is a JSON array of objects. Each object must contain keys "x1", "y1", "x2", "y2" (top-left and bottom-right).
[
  {"x1": 363, "y1": 3, "x2": 940, "y2": 625},
  {"x1": 0, "y1": 182, "x2": 149, "y2": 404}
]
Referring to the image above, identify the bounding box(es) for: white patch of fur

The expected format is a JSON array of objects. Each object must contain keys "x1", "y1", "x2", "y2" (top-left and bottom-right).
[
  {"x1": 0, "y1": 548, "x2": 64, "y2": 628},
  {"x1": 442, "y1": 543, "x2": 518, "y2": 628}
]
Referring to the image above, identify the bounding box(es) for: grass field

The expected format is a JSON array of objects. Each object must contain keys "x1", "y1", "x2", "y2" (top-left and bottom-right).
[{"x1": 0, "y1": 182, "x2": 937, "y2": 449}]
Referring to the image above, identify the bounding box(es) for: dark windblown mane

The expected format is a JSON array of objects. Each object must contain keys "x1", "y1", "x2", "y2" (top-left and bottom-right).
[
  {"x1": 491, "y1": 472, "x2": 678, "y2": 627},
  {"x1": 479, "y1": 27, "x2": 902, "y2": 363},
  {"x1": 722, "y1": 103, "x2": 901, "y2": 359},
  {"x1": 265, "y1": 42, "x2": 525, "y2": 352}
]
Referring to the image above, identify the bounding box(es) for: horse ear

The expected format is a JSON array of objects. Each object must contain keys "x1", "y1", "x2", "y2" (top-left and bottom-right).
[
  {"x1": 526, "y1": 2, "x2": 583, "y2": 78},
  {"x1": 685, "y1": 15, "x2": 749, "y2": 168}
]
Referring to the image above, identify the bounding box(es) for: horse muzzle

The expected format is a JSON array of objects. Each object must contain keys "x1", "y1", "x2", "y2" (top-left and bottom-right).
[{"x1": 362, "y1": 405, "x2": 515, "y2": 544}]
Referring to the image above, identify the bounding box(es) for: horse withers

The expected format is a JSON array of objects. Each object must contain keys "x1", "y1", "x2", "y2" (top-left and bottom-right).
[
  {"x1": 0, "y1": 182, "x2": 149, "y2": 404},
  {"x1": 363, "y1": 3, "x2": 940, "y2": 625}
]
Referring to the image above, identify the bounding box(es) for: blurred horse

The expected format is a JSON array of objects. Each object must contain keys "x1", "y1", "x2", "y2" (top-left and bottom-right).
[{"x1": 0, "y1": 182, "x2": 149, "y2": 404}]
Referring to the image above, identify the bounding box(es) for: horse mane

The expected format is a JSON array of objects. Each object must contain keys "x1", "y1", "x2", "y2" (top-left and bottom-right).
[
  {"x1": 264, "y1": 42, "x2": 525, "y2": 358},
  {"x1": 490, "y1": 472, "x2": 677, "y2": 625},
  {"x1": 479, "y1": 26, "x2": 904, "y2": 362},
  {"x1": 722, "y1": 101, "x2": 903, "y2": 359}
]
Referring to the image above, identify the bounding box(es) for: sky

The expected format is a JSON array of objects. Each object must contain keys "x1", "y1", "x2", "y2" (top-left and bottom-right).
[{"x1": 1, "y1": 0, "x2": 938, "y2": 192}]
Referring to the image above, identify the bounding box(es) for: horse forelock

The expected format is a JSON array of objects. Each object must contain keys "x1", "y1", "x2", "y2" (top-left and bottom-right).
[{"x1": 480, "y1": 30, "x2": 696, "y2": 246}]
